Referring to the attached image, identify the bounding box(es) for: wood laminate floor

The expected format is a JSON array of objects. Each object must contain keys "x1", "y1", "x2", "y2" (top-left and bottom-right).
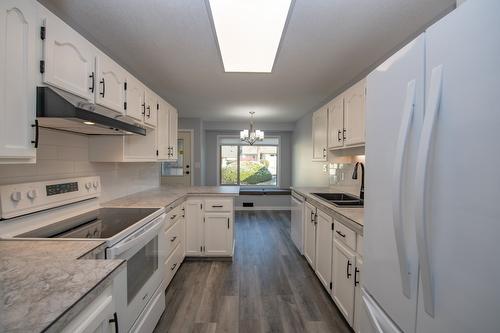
[{"x1": 154, "y1": 210, "x2": 352, "y2": 333}]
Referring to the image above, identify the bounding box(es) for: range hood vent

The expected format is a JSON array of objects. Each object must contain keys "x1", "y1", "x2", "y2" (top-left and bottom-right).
[{"x1": 36, "y1": 87, "x2": 146, "y2": 136}]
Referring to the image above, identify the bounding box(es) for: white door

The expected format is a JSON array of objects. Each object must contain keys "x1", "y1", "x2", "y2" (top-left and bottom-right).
[
  {"x1": 312, "y1": 107, "x2": 328, "y2": 161},
  {"x1": 303, "y1": 202, "x2": 316, "y2": 269},
  {"x1": 144, "y1": 88, "x2": 157, "y2": 127},
  {"x1": 333, "y1": 239, "x2": 356, "y2": 326},
  {"x1": 328, "y1": 96, "x2": 344, "y2": 149},
  {"x1": 161, "y1": 131, "x2": 192, "y2": 186},
  {"x1": 204, "y1": 213, "x2": 232, "y2": 256},
  {"x1": 185, "y1": 199, "x2": 203, "y2": 256},
  {"x1": 0, "y1": 0, "x2": 37, "y2": 162},
  {"x1": 41, "y1": 9, "x2": 95, "y2": 101},
  {"x1": 156, "y1": 99, "x2": 170, "y2": 160},
  {"x1": 315, "y1": 209, "x2": 333, "y2": 291},
  {"x1": 168, "y1": 107, "x2": 178, "y2": 160},
  {"x1": 344, "y1": 79, "x2": 366, "y2": 146},
  {"x1": 364, "y1": 34, "x2": 425, "y2": 333},
  {"x1": 416, "y1": 1, "x2": 500, "y2": 332},
  {"x1": 124, "y1": 75, "x2": 145, "y2": 122},
  {"x1": 290, "y1": 194, "x2": 304, "y2": 253},
  {"x1": 95, "y1": 53, "x2": 125, "y2": 114}
]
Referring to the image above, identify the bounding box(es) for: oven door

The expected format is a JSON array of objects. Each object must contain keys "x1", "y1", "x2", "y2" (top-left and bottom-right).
[{"x1": 107, "y1": 214, "x2": 166, "y2": 332}]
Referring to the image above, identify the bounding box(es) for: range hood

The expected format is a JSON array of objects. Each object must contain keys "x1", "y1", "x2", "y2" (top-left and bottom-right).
[{"x1": 36, "y1": 87, "x2": 146, "y2": 136}]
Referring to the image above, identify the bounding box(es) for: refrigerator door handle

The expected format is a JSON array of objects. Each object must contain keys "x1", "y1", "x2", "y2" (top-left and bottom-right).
[
  {"x1": 415, "y1": 64, "x2": 444, "y2": 317},
  {"x1": 392, "y1": 79, "x2": 416, "y2": 299}
]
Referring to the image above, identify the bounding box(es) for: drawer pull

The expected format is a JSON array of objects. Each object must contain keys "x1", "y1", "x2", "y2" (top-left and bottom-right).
[
  {"x1": 170, "y1": 263, "x2": 177, "y2": 271},
  {"x1": 336, "y1": 230, "x2": 346, "y2": 238},
  {"x1": 212, "y1": 205, "x2": 223, "y2": 208},
  {"x1": 170, "y1": 236, "x2": 177, "y2": 242},
  {"x1": 170, "y1": 214, "x2": 177, "y2": 220}
]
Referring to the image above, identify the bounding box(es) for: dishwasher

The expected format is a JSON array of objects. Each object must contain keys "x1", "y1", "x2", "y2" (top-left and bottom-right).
[{"x1": 290, "y1": 192, "x2": 305, "y2": 254}]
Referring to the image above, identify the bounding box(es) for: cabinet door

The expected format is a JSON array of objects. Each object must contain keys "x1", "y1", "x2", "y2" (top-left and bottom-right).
[
  {"x1": 328, "y1": 96, "x2": 344, "y2": 149},
  {"x1": 304, "y1": 202, "x2": 317, "y2": 269},
  {"x1": 124, "y1": 127, "x2": 156, "y2": 160},
  {"x1": 0, "y1": 0, "x2": 37, "y2": 162},
  {"x1": 312, "y1": 107, "x2": 328, "y2": 161},
  {"x1": 354, "y1": 256, "x2": 364, "y2": 333},
  {"x1": 95, "y1": 53, "x2": 125, "y2": 114},
  {"x1": 185, "y1": 199, "x2": 203, "y2": 256},
  {"x1": 156, "y1": 99, "x2": 170, "y2": 160},
  {"x1": 42, "y1": 10, "x2": 96, "y2": 101},
  {"x1": 204, "y1": 213, "x2": 232, "y2": 256},
  {"x1": 168, "y1": 107, "x2": 178, "y2": 160},
  {"x1": 333, "y1": 239, "x2": 356, "y2": 326},
  {"x1": 344, "y1": 79, "x2": 366, "y2": 146},
  {"x1": 315, "y1": 209, "x2": 333, "y2": 291},
  {"x1": 144, "y1": 88, "x2": 157, "y2": 127},
  {"x1": 124, "y1": 75, "x2": 145, "y2": 122}
]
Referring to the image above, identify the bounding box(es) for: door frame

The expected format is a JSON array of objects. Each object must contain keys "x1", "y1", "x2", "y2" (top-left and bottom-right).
[{"x1": 180, "y1": 129, "x2": 195, "y2": 186}]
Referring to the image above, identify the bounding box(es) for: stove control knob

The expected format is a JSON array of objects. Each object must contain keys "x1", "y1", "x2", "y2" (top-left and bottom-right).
[
  {"x1": 27, "y1": 190, "x2": 37, "y2": 200},
  {"x1": 85, "y1": 182, "x2": 92, "y2": 190},
  {"x1": 93, "y1": 181, "x2": 99, "y2": 189},
  {"x1": 11, "y1": 191, "x2": 21, "y2": 202}
]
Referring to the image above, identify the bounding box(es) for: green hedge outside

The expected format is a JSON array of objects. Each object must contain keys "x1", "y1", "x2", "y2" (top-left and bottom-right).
[{"x1": 221, "y1": 161, "x2": 272, "y2": 185}]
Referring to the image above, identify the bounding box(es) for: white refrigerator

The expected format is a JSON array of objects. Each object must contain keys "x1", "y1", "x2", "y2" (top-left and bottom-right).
[{"x1": 362, "y1": 0, "x2": 500, "y2": 332}]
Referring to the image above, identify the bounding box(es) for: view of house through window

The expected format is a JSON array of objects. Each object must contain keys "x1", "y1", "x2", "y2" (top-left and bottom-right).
[{"x1": 220, "y1": 138, "x2": 278, "y2": 186}]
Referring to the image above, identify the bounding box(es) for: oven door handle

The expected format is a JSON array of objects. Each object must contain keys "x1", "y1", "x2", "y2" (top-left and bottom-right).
[{"x1": 108, "y1": 214, "x2": 165, "y2": 257}]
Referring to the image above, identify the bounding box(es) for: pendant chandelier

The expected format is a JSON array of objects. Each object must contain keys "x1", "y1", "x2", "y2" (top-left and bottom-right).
[{"x1": 240, "y1": 112, "x2": 264, "y2": 145}]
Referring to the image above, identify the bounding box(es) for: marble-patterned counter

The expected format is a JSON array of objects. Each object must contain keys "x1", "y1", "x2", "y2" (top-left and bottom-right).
[
  {"x1": 291, "y1": 187, "x2": 364, "y2": 234},
  {"x1": 0, "y1": 240, "x2": 124, "y2": 333},
  {"x1": 103, "y1": 185, "x2": 240, "y2": 209}
]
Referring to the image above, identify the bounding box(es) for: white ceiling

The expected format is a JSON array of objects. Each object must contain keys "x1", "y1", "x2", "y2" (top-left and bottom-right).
[{"x1": 38, "y1": 0, "x2": 455, "y2": 122}]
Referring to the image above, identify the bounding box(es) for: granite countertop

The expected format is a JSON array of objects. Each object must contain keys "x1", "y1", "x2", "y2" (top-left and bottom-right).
[
  {"x1": 0, "y1": 240, "x2": 125, "y2": 333},
  {"x1": 291, "y1": 187, "x2": 364, "y2": 233},
  {"x1": 103, "y1": 185, "x2": 240, "y2": 209}
]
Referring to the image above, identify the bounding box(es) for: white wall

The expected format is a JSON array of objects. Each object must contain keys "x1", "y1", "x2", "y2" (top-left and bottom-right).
[{"x1": 0, "y1": 129, "x2": 160, "y2": 203}]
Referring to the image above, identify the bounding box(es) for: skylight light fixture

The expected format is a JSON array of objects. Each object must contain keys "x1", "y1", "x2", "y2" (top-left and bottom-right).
[{"x1": 208, "y1": 0, "x2": 292, "y2": 73}]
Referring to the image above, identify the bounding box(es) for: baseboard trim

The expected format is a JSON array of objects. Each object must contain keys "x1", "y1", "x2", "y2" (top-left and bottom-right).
[{"x1": 235, "y1": 206, "x2": 291, "y2": 211}]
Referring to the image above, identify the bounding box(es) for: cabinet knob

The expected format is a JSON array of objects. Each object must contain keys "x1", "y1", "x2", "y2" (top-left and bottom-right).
[{"x1": 10, "y1": 192, "x2": 21, "y2": 202}]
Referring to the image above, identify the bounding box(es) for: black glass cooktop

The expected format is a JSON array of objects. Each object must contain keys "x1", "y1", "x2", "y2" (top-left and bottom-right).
[{"x1": 17, "y1": 207, "x2": 159, "y2": 239}]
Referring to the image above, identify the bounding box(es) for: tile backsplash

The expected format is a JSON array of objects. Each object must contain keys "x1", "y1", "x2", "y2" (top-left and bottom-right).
[{"x1": 0, "y1": 129, "x2": 160, "y2": 202}]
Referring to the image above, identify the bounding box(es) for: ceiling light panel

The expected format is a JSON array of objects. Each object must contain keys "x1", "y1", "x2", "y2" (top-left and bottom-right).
[{"x1": 209, "y1": 0, "x2": 292, "y2": 73}]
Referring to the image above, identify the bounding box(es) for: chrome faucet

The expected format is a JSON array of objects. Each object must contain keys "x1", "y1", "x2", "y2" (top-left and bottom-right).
[{"x1": 352, "y1": 162, "x2": 365, "y2": 200}]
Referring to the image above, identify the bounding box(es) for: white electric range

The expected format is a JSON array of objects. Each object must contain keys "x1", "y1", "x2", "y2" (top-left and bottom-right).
[{"x1": 0, "y1": 176, "x2": 166, "y2": 333}]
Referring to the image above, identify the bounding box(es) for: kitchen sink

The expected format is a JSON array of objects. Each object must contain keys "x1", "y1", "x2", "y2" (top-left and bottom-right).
[{"x1": 312, "y1": 192, "x2": 364, "y2": 208}]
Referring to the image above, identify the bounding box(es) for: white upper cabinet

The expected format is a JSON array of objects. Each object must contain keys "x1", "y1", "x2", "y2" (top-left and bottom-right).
[
  {"x1": 95, "y1": 52, "x2": 126, "y2": 114},
  {"x1": 143, "y1": 88, "x2": 157, "y2": 128},
  {"x1": 312, "y1": 107, "x2": 328, "y2": 161},
  {"x1": 168, "y1": 106, "x2": 178, "y2": 160},
  {"x1": 315, "y1": 209, "x2": 334, "y2": 291},
  {"x1": 124, "y1": 74, "x2": 145, "y2": 122},
  {"x1": 343, "y1": 79, "x2": 366, "y2": 146},
  {"x1": 40, "y1": 6, "x2": 96, "y2": 101},
  {"x1": 156, "y1": 98, "x2": 170, "y2": 160},
  {"x1": 0, "y1": 0, "x2": 37, "y2": 163},
  {"x1": 327, "y1": 95, "x2": 344, "y2": 149}
]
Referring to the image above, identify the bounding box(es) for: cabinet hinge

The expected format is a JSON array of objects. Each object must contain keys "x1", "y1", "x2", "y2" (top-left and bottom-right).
[
  {"x1": 331, "y1": 223, "x2": 334, "y2": 230},
  {"x1": 123, "y1": 102, "x2": 127, "y2": 110},
  {"x1": 329, "y1": 282, "x2": 333, "y2": 290},
  {"x1": 200, "y1": 203, "x2": 203, "y2": 210},
  {"x1": 39, "y1": 60, "x2": 45, "y2": 74},
  {"x1": 200, "y1": 246, "x2": 203, "y2": 252},
  {"x1": 157, "y1": 103, "x2": 159, "y2": 110},
  {"x1": 203, "y1": 217, "x2": 205, "y2": 223},
  {"x1": 40, "y1": 26, "x2": 46, "y2": 40},
  {"x1": 227, "y1": 217, "x2": 230, "y2": 229},
  {"x1": 156, "y1": 150, "x2": 159, "y2": 156},
  {"x1": 124, "y1": 82, "x2": 127, "y2": 90}
]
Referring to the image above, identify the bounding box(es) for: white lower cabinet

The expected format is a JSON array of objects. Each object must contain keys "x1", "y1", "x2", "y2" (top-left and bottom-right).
[
  {"x1": 315, "y1": 209, "x2": 333, "y2": 291},
  {"x1": 333, "y1": 239, "x2": 356, "y2": 326},
  {"x1": 303, "y1": 202, "x2": 317, "y2": 269},
  {"x1": 354, "y1": 256, "x2": 364, "y2": 333},
  {"x1": 62, "y1": 268, "x2": 125, "y2": 333},
  {"x1": 185, "y1": 197, "x2": 234, "y2": 257}
]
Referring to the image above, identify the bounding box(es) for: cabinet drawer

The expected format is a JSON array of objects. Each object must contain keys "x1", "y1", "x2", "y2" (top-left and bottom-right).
[
  {"x1": 334, "y1": 221, "x2": 356, "y2": 250},
  {"x1": 165, "y1": 204, "x2": 183, "y2": 229},
  {"x1": 165, "y1": 219, "x2": 182, "y2": 258},
  {"x1": 204, "y1": 199, "x2": 233, "y2": 212},
  {"x1": 164, "y1": 242, "x2": 183, "y2": 288}
]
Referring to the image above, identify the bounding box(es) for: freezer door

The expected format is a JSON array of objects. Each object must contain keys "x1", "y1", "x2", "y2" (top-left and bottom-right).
[
  {"x1": 364, "y1": 34, "x2": 425, "y2": 333},
  {"x1": 416, "y1": 1, "x2": 500, "y2": 332}
]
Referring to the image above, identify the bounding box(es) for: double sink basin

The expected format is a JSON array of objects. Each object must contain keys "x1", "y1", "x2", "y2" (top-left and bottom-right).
[{"x1": 312, "y1": 192, "x2": 364, "y2": 208}]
